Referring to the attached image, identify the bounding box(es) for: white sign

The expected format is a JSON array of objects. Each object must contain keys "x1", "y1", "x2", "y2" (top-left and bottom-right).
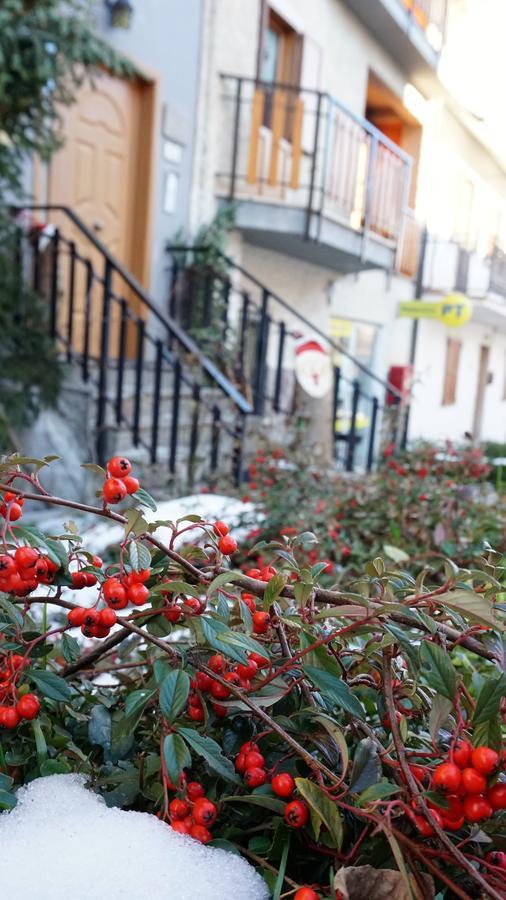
[{"x1": 294, "y1": 338, "x2": 332, "y2": 398}]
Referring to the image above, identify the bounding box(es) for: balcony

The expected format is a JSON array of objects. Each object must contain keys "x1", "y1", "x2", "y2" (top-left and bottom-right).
[
  {"x1": 217, "y1": 76, "x2": 413, "y2": 274},
  {"x1": 341, "y1": 0, "x2": 447, "y2": 93},
  {"x1": 422, "y1": 237, "x2": 506, "y2": 328}
]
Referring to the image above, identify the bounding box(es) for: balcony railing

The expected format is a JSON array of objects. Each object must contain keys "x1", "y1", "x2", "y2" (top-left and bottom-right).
[
  {"x1": 218, "y1": 76, "x2": 413, "y2": 260},
  {"x1": 399, "y1": 0, "x2": 448, "y2": 51}
]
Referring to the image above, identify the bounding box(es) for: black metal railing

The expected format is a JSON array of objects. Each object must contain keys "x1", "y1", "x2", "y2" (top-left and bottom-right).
[
  {"x1": 13, "y1": 206, "x2": 252, "y2": 485},
  {"x1": 217, "y1": 75, "x2": 413, "y2": 259},
  {"x1": 167, "y1": 246, "x2": 406, "y2": 472}
]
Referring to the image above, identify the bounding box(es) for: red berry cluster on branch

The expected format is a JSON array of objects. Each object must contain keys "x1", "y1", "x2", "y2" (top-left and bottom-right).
[
  {"x1": 0, "y1": 652, "x2": 40, "y2": 730},
  {"x1": 165, "y1": 780, "x2": 218, "y2": 844},
  {"x1": 102, "y1": 456, "x2": 139, "y2": 505},
  {"x1": 188, "y1": 652, "x2": 269, "y2": 721},
  {"x1": 0, "y1": 546, "x2": 59, "y2": 596}
]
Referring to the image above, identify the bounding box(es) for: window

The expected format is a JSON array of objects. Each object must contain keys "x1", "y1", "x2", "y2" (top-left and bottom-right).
[{"x1": 442, "y1": 338, "x2": 461, "y2": 405}]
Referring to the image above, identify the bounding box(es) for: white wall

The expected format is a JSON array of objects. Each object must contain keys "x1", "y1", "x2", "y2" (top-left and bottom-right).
[{"x1": 397, "y1": 317, "x2": 506, "y2": 443}]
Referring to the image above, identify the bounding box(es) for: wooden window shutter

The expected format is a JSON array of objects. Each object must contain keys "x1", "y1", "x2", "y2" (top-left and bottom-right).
[{"x1": 442, "y1": 338, "x2": 461, "y2": 406}]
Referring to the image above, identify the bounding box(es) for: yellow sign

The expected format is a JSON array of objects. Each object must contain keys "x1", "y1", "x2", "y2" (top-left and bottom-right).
[
  {"x1": 399, "y1": 293, "x2": 472, "y2": 327},
  {"x1": 330, "y1": 317, "x2": 353, "y2": 339}
]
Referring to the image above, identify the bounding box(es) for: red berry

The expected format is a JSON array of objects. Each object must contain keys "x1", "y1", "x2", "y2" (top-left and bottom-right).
[
  {"x1": 14, "y1": 547, "x2": 38, "y2": 570},
  {"x1": 487, "y1": 783, "x2": 506, "y2": 810},
  {"x1": 127, "y1": 583, "x2": 150, "y2": 606},
  {"x1": 8, "y1": 654, "x2": 26, "y2": 672},
  {"x1": 244, "y1": 750, "x2": 265, "y2": 769},
  {"x1": 16, "y1": 693, "x2": 40, "y2": 720},
  {"x1": 245, "y1": 568, "x2": 261, "y2": 579},
  {"x1": 212, "y1": 521, "x2": 229, "y2": 537},
  {"x1": 453, "y1": 739, "x2": 472, "y2": 769},
  {"x1": 192, "y1": 797, "x2": 217, "y2": 827},
  {"x1": 107, "y1": 456, "x2": 132, "y2": 478},
  {"x1": 212, "y1": 703, "x2": 227, "y2": 718},
  {"x1": 413, "y1": 811, "x2": 442, "y2": 837},
  {"x1": 252, "y1": 611, "x2": 270, "y2": 635},
  {"x1": 94, "y1": 624, "x2": 111, "y2": 639},
  {"x1": 433, "y1": 762, "x2": 462, "y2": 792},
  {"x1": 218, "y1": 535, "x2": 237, "y2": 555},
  {"x1": 67, "y1": 607, "x2": 87, "y2": 627},
  {"x1": 248, "y1": 652, "x2": 268, "y2": 669},
  {"x1": 188, "y1": 705, "x2": 205, "y2": 722},
  {"x1": 239, "y1": 741, "x2": 257, "y2": 754},
  {"x1": 34, "y1": 557, "x2": 48, "y2": 579},
  {"x1": 223, "y1": 671, "x2": 241, "y2": 687},
  {"x1": 196, "y1": 672, "x2": 212, "y2": 692},
  {"x1": 271, "y1": 773, "x2": 295, "y2": 798},
  {"x1": 485, "y1": 851, "x2": 506, "y2": 870},
  {"x1": 103, "y1": 477, "x2": 127, "y2": 505},
  {"x1": 123, "y1": 475, "x2": 140, "y2": 495},
  {"x1": 0, "y1": 555, "x2": 15, "y2": 577},
  {"x1": 189, "y1": 824, "x2": 212, "y2": 844},
  {"x1": 99, "y1": 608, "x2": 117, "y2": 627},
  {"x1": 208, "y1": 654, "x2": 226, "y2": 674},
  {"x1": 244, "y1": 767, "x2": 267, "y2": 788},
  {"x1": 294, "y1": 890, "x2": 319, "y2": 900},
  {"x1": 463, "y1": 794, "x2": 492, "y2": 822},
  {"x1": 71, "y1": 571, "x2": 87, "y2": 589},
  {"x1": 1, "y1": 503, "x2": 22, "y2": 521},
  {"x1": 103, "y1": 579, "x2": 127, "y2": 610},
  {"x1": 235, "y1": 753, "x2": 247, "y2": 773},
  {"x1": 210, "y1": 680, "x2": 229, "y2": 700},
  {"x1": 0, "y1": 707, "x2": 20, "y2": 729},
  {"x1": 461, "y1": 768, "x2": 487, "y2": 794},
  {"x1": 236, "y1": 660, "x2": 258, "y2": 680},
  {"x1": 471, "y1": 746, "x2": 499, "y2": 776},
  {"x1": 130, "y1": 569, "x2": 151, "y2": 583},
  {"x1": 284, "y1": 799, "x2": 309, "y2": 828},
  {"x1": 92, "y1": 555, "x2": 103, "y2": 569},
  {"x1": 186, "y1": 782, "x2": 205, "y2": 801},
  {"x1": 169, "y1": 798, "x2": 190, "y2": 820},
  {"x1": 171, "y1": 820, "x2": 190, "y2": 835}
]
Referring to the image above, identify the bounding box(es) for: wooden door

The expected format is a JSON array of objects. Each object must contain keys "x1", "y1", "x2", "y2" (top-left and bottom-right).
[{"x1": 47, "y1": 72, "x2": 152, "y2": 356}]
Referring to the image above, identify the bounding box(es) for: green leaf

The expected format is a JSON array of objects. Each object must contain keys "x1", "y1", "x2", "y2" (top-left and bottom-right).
[
  {"x1": 132, "y1": 487, "x2": 157, "y2": 512},
  {"x1": 163, "y1": 733, "x2": 191, "y2": 786},
  {"x1": 29, "y1": 669, "x2": 73, "y2": 702},
  {"x1": 350, "y1": 738, "x2": 381, "y2": 792},
  {"x1": 159, "y1": 670, "x2": 190, "y2": 723},
  {"x1": 357, "y1": 782, "x2": 401, "y2": 805},
  {"x1": 32, "y1": 720, "x2": 47, "y2": 764},
  {"x1": 472, "y1": 719, "x2": 503, "y2": 752},
  {"x1": 262, "y1": 574, "x2": 286, "y2": 610},
  {"x1": 40, "y1": 759, "x2": 71, "y2": 776},
  {"x1": 61, "y1": 633, "x2": 80, "y2": 664},
  {"x1": 272, "y1": 833, "x2": 290, "y2": 900},
  {"x1": 88, "y1": 704, "x2": 112, "y2": 751},
  {"x1": 0, "y1": 790, "x2": 16, "y2": 810},
  {"x1": 129, "y1": 540, "x2": 151, "y2": 572},
  {"x1": 295, "y1": 777, "x2": 343, "y2": 849},
  {"x1": 472, "y1": 674, "x2": 506, "y2": 726},
  {"x1": 124, "y1": 508, "x2": 149, "y2": 537},
  {"x1": 419, "y1": 642, "x2": 457, "y2": 700},
  {"x1": 0, "y1": 597, "x2": 23, "y2": 627},
  {"x1": 177, "y1": 727, "x2": 240, "y2": 783},
  {"x1": 428, "y1": 694, "x2": 453, "y2": 742},
  {"x1": 383, "y1": 545, "x2": 410, "y2": 563},
  {"x1": 304, "y1": 665, "x2": 365, "y2": 719},
  {"x1": 124, "y1": 689, "x2": 156, "y2": 719},
  {"x1": 0, "y1": 774, "x2": 13, "y2": 791},
  {"x1": 207, "y1": 572, "x2": 237, "y2": 595},
  {"x1": 314, "y1": 715, "x2": 349, "y2": 777},
  {"x1": 437, "y1": 589, "x2": 503, "y2": 629}
]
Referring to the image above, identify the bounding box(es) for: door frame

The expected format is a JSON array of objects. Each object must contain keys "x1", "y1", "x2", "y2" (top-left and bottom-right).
[
  {"x1": 33, "y1": 57, "x2": 160, "y2": 292},
  {"x1": 472, "y1": 344, "x2": 490, "y2": 441}
]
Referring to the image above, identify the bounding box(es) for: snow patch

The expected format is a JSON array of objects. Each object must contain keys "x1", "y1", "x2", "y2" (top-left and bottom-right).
[{"x1": 0, "y1": 775, "x2": 269, "y2": 900}]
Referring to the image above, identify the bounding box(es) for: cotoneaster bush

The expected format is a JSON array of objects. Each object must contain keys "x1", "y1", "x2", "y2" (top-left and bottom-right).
[
  {"x1": 236, "y1": 443, "x2": 502, "y2": 579},
  {"x1": 0, "y1": 453, "x2": 504, "y2": 899}
]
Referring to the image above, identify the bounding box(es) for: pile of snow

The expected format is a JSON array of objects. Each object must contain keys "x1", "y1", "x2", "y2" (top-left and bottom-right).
[{"x1": 0, "y1": 775, "x2": 268, "y2": 900}]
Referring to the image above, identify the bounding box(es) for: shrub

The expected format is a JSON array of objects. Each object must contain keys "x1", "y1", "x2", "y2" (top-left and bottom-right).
[{"x1": 0, "y1": 453, "x2": 504, "y2": 899}]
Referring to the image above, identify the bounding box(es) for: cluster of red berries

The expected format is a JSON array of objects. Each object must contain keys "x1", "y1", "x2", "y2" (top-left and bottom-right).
[
  {"x1": 102, "y1": 568, "x2": 151, "y2": 610},
  {"x1": 102, "y1": 456, "x2": 140, "y2": 505},
  {"x1": 67, "y1": 605, "x2": 118, "y2": 638},
  {"x1": 168, "y1": 781, "x2": 217, "y2": 844},
  {"x1": 0, "y1": 653, "x2": 40, "y2": 729},
  {"x1": 293, "y1": 890, "x2": 319, "y2": 900},
  {"x1": 235, "y1": 742, "x2": 309, "y2": 828},
  {"x1": 69, "y1": 553, "x2": 102, "y2": 590},
  {"x1": 0, "y1": 490, "x2": 24, "y2": 522},
  {"x1": 0, "y1": 545, "x2": 59, "y2": 597},
  {"x1": 188, "y1": 651, "x2": 268, "y2": 721},
  {"x1": 212, "y1": 520, "x2": 237, "y2": 556},
  {"x1": 241, "y1": 565, "x2": 278, "y2": 634},
  {"x1": 413, "y1": 741, "x2": 505, "y2": 835}
]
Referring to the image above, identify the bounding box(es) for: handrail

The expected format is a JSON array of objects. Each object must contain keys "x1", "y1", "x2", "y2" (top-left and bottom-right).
[
  {"x1": 219, "y1": 74, "x2": 413, "y2": 165},
  {"x1": 12, "y1": 205, "x2": 253, "y2": 415},
  {"x1": 167, "y1": 245, "x2": 404, "y2": 400}
]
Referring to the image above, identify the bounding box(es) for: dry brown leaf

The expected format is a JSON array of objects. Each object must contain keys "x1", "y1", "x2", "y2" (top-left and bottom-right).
[{"x1": 334, "y1": 865, "x2": 434, "y2": 900}]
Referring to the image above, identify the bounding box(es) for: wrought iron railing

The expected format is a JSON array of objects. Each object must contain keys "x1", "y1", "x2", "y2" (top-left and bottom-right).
[
  {"x1": 12, "y1": 206, "x2": 252, "y2": 485},
  {"x1": 167, "y1": 246, "x2": 405, "y2": 472},
  {"x1": 217, "y1": 75, "x2": 413, "y2": 258}
]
